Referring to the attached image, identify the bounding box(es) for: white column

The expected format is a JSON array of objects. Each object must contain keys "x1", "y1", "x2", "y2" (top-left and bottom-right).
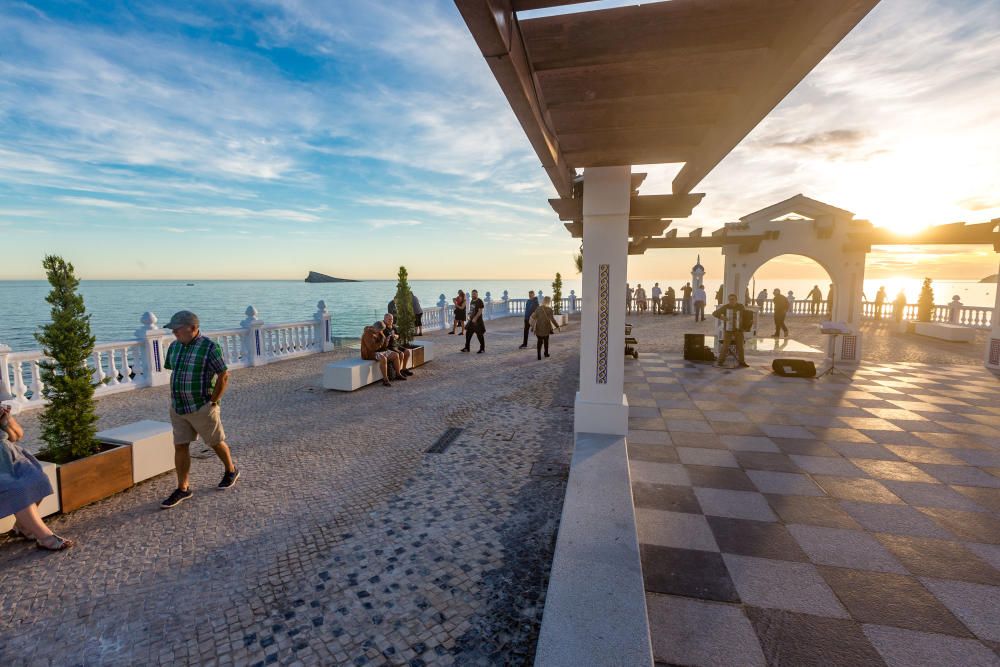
[
  {"x1": 986, "y1": 262, "x2": 1000, "y2": 371},
  {"x1": 241, "y1": 306, "x2": 267, "y2": 366},
  {"x1": 575, "y1": 166, "x2": 631, "y2": 436},
  {"x1": 134, "y1": 312, "x2": 171, "y2": 386},
  {"x1": 0, "y1": 343, "x2": 12, "y2": 402},
  {"x1": 314, "y1": 300, "x2": 335, "y2": 352}
]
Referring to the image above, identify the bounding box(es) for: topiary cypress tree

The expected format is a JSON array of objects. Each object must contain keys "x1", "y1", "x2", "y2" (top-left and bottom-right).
[
  {"x1": 394, "y1": 266, "x2": 416, "y2": 346},
  {"x1": 35, "y1": 255, "x2": 100, "y2": 463},
  {"x1": 552, "y1": 272, "x2": 563, "y2": 315},
  {"x1": 917, "y1": 277, "x2": 935, "y2": 322}
]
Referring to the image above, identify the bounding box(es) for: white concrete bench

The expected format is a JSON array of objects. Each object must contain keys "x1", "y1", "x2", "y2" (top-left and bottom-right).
[
  {"x1": 915, "y1": 322, "x2": 976, "y2": 343},
  {"x1": 323, "y1": 342, "x2": 434, "y2": 392},
  {"x1": 97, "y1": 420, "x2": 175, "y2": 483}
]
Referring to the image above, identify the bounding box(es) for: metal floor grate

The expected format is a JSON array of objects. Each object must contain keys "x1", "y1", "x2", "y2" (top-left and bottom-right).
[{"x1": 426, "y1": 427, "x2": 463, "y2": 454}]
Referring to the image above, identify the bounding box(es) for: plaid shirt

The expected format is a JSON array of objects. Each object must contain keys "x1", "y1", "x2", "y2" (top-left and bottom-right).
[{"x1": 164, "y1": 335, "x2": 227, "y2": 414}]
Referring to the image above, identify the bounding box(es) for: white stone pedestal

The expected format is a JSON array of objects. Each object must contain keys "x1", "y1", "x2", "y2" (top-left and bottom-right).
[{"x1": 97, "y1": 420, "x2": 175, "y2": 484}]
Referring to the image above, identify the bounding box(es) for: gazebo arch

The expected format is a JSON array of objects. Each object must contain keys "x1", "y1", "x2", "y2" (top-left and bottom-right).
[{"x1": 719, "y1": 195, "x2": 869, "y2": 361}]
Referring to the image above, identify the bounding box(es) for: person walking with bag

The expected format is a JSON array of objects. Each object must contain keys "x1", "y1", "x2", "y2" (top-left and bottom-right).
[
  {"x1": 450, "y1": 290, "x2": 466, "y2": 336},
  {"x1": 461, "y1": 290, "x2": 487, "y2": 353},
  {"x1": 519, "y1": 290, "x2": 539, "y2": 349},
  {"x1": 529, "y1": 296, "x2": 561, "y2": 360}
]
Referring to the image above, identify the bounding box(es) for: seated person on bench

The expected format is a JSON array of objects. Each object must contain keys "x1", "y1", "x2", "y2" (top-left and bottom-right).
[
  {"x1": 382, "y1": 313, "x2": 414, "y2": 377},
  {"x1": 361, "y1": 321, "x2": 406, "y2": 387}
]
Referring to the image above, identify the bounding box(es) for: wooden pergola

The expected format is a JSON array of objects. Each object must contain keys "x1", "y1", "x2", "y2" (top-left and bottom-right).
[{"x1": 456, "y1": 0, "x2": 880, "y2": 245}]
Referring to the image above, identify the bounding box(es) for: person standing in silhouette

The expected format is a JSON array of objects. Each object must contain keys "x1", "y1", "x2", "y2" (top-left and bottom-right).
[
  {"x1": 772, "y1": 288, "x2": 790, "y2": 338},
  {"x1": 462, "y1": 289, "x2": 486, "y2": 353}
]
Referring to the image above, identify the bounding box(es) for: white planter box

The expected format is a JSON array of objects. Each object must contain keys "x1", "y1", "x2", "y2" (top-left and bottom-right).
[
  {"x1": 413, "y1": 340, "x2": 434, "y2": 362},
  {"x1": 914, "y1": 322, "x2": 976, "y2": 343},
  {"x1": 1, "y1": 460, "x2": 59, "y2": 533},
  {"x1": 97, "y1": 420, "x2": 175, "y2": 483}
]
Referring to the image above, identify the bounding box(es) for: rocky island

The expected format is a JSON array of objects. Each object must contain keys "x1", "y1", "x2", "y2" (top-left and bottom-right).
[{"x1": 304, "y1": 271, "x2": 358, "y2": 283}]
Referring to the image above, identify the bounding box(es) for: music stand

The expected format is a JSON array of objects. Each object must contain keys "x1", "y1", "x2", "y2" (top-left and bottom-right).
[{"x1": 817, "y1": 326, "x2": 849, "y2": 378}]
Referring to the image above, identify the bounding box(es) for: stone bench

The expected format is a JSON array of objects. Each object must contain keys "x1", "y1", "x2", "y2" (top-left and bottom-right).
[
  {"x1": 914, "y1": 322, "x2": 976, "y2": 343},
  {"x1": 97, "y1": 420, "x2": 175, "y2": 484},
  {"x1": 323, "y1": 342, "x2": 433, "y2": 392}
]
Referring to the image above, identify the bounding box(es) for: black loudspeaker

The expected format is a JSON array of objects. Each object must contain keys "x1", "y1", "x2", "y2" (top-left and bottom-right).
[
  {"x1": 684, "y1": 333, "x2": 705, "y2": 360},
  {"x1": 772, "y1": 359, "x2": 817, "y2": 378}
]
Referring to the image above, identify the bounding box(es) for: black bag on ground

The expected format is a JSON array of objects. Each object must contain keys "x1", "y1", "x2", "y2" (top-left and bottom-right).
[
  {"x1": 683, "y1": 333, "x2": 705, "y2": 360},
  {"x1": 772, "y1": 359, "x2": 816, "y2": 378}
]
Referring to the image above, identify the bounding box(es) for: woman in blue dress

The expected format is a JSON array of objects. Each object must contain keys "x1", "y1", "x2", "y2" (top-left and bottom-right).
[{"x1": 1, "y1": 406, "x2": 75, "y2": 550}]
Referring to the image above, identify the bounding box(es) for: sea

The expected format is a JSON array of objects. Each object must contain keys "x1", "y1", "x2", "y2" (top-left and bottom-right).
[{"x1": 0, "y1": 277, "x2": 994, "y2": 352}]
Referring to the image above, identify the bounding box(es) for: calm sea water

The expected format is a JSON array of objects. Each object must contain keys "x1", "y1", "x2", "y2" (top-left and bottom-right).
[
  {"x1": 1, "y1": 277, "x2": 993, "y2": 352},
  {"x1": 0, "y1": 279, "x2": 582, "y2": 352}
]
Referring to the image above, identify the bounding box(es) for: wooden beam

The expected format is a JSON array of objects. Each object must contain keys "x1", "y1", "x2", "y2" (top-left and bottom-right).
[
  {"x1": 672, "y1": 0, "x2": 880, "y2": 194},
  {"x1": 454, "y1": 0, "x2": 575, "y2": 197},
  {"x1": 564, "y1": 218, "x2": 672, "y2": 239},
  {"x1": 520, "y1": 0, "x2": 795, "y2": 71},
  {"x1": 852, "y1": 221, "x2": 1000, "y2": 247},
  {"x1": 549, "y1": 193, "x2": 705, "y2": 221},
  {"x1": 547, "y1": 92, "x2": 735, "y2": 135},
  {"x1": 512, "y1": 0, "x2": 589, "y2": 11}
]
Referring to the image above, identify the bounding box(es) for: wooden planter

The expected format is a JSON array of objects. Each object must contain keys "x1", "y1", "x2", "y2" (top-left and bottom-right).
[
  {"x1": 54, "y1": 443, "x2": 133, "y2": 513},
  {"x1": 408, "y1": 345, "x2": 426, "y2": 367}
]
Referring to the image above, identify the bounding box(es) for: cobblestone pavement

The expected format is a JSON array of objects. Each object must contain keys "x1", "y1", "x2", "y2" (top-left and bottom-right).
[
  {"x1": 0, "y1": 316, "x2": 578, "y2": 666},
  {"x1": 623, "y1": 316, "x2": 1000, "y2": 666}
]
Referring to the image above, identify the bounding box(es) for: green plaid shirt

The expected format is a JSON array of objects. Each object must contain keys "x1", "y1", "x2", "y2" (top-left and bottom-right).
[{"x1": 164, "y1": 335, "x2": 227, "y2": 415}]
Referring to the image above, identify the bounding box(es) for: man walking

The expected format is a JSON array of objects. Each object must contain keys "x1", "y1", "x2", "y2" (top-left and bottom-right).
[
  {"x1": 713, "y1": 294, "x2": 750, "y2": 368},
  {"x1": 772, "y1": 288, "x2": 790, "y2": 337},
  {"x1": 462, "y1": 289, "x2": 486, "y2": 353},
  {"x1": 651, "y1": 283, "x2": 662, "y2": 314},
  {"x1": 520, "y1": 290, "x2": 539, "y2": 349},
  {"x1": 160, "y1": 311, "x2": 239, "y2": 509},
  {"x1": 681, "y1": 282, "x2": 693, "y2": 315},
  {"x1": 692, "y1": 284, "x2": 707, "y2": 322}
]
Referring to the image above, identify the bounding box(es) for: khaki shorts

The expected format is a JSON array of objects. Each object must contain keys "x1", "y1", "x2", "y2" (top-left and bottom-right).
[{"x1": 170, "y1": 403, "x2": 226, "y2": 447}]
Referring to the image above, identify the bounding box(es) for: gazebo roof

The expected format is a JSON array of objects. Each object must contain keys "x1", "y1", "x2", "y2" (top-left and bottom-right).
[{"x1": 455, "y1": 0, "x2": 879, "y2": 232}]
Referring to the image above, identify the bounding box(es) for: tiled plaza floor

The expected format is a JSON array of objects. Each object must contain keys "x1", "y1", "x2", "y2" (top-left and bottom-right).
[{"x1": 626, "y1": 352, "x2": 1000, "y2": 667}]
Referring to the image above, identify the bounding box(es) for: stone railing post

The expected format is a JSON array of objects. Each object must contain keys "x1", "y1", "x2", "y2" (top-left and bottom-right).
[
  {"x1": 438, "y1": 294, "x2": 449, "y2": 330},
  {"x1": 241, "y1": 306, "x2": 267, "y2": 366},
  {"x1": 485, "y1": 291, "x2": 493, "y2": 320},
  {"x1": 0, "y1": 343, "x2": 12, "y2": 402},
  {"x1": 569, "y1": 290, "x2": 577, "y2": 313},
  {"x1": 502, "y1": 290, "x2": 510, "y2": 315},
  {"x1": 948, "y1": 296, "x2": 962, "y2": 324},
  {"x1": 134, "y1": 312, "x2": 171, "y2": 387},
  {"x1": 314, "y1": 300, "x2": 335, "y2": 352}
]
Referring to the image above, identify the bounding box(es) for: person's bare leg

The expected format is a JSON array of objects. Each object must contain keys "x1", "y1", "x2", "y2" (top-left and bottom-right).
[
  {"x1": 379, "y1": 357, "x2": 389, "y2": 380},
  {"x1": 391, "y1": 354, "x2": 403, "y2": 375},
  {"x1": 13, "y1": 503, "x2": 53, "y2": 540},
  {"x1": 175, "y1": 443, "x2": 192, "y2": 490},
  {"x1": 211, "y1": 441, "x2": 236, "y2": 474}
]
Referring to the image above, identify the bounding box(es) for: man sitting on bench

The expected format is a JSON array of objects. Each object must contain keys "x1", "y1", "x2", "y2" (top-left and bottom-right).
[
  {"x1": 361, "y1": 321, "x2": 406, "y2": 387},
  {"x1": 382, "y1": 313, "x2": 414, "y2": 378}
]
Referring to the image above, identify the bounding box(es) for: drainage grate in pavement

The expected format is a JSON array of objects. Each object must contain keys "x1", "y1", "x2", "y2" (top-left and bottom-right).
[
  {"x1": 531, "y1": 462, "x2": 569, "y2": 478},
  {"x1": 426, "y1": 427, "x2": 463, "y2": 454}
]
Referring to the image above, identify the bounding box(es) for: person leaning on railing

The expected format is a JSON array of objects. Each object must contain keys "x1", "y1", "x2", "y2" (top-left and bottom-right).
[{"x1": 0, "y1": 405, "x2": 75, "y2": 551}]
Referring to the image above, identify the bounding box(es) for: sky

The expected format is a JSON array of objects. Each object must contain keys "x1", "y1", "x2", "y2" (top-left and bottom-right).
[{"x1": 0, "y1": 0, "x2": 998, "y2": 282}]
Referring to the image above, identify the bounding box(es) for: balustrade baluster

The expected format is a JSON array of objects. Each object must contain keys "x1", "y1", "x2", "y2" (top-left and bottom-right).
[
  {"x1": 92, "y1": 350, "x2": 106, "y2": 385},
  {"x1": 29, "y1": 361, "x2": 44, "y2": 401},
  {"x1": 12, "y1": 361, "x2": 28, "y2": 403},
  {"x1": 106, "y1": 348, "x2": 120, "y2": 385},
  {"x1": 120, "y1": 348, "x2": 133, "y2": 384}
]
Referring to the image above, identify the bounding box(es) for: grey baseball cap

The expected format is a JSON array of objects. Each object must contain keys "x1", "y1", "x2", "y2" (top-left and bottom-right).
[{"x1": 164, "y1": 310, "x2": 199, "y2": 330}]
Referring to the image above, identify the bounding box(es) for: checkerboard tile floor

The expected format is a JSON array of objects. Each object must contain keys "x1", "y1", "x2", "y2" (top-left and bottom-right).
[{"x1": 626, "y1": 356, "x2": 1000, "y2": 666}]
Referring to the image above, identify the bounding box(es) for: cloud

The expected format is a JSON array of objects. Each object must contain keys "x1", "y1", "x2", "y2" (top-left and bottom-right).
[
  {"x1": 363, "y1": 219, "x2": 423, "y2": 229},
  {"x1": 754, "y1": 129, "x2": 880, "y2": 160},
  {"x1": 959, "y1": 197, "x2": 1000, "y2": 212}
]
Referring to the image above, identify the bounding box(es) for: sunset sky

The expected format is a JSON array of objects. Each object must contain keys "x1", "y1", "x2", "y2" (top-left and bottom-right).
[{"x1": 0, "y1": 0, "x2": 998, "y2": 282}]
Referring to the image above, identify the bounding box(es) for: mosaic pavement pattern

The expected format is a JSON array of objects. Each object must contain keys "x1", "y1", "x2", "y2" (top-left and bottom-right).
[
  {"x1": 0, "y1": 317, "x2": 576, "y2": 666},
  {"x1": 626, "y1": 355, "x2": 1000, "y2": 667}
]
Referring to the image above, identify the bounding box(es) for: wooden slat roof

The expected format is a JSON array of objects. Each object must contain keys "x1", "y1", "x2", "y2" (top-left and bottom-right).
[{"x1": 455, "y1": 0, "x2": 880, "y2": 227}]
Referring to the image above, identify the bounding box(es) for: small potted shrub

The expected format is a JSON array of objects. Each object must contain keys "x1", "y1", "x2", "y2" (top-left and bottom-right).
[
  {"x1": 35, "y1": 256, "x2": 133, "y2": 512},
  {"x1": 552, "y1": 272, "x2": 568, "y2": 326},
  {"x1": 393, "y1": 266, "x2": 431, "y2": 365},
  {"x1": 917, "y1": 277, "x2": 935, "y2": 323}
]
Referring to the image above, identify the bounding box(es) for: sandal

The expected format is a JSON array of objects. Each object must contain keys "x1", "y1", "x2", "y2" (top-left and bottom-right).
[
  {"x1": 11, "y1": 524, "x2": 35, "y2": 541},
  {"x1": 36, "y1": 534, "x2": 75, "y2": 551}
]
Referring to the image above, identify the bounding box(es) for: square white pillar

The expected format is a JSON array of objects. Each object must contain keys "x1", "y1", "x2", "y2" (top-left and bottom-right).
[
  {"x1": 986, "y1": 263, "x2": 1000, "y2": 371},
  {"x1": 575, "y1": 166, "x2": 631, "y2": 436}
]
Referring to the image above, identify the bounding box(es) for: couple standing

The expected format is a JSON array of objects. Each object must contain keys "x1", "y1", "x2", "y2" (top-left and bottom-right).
[{"x1": 519, "y1": 291, "x2": 561, "y2": 360}]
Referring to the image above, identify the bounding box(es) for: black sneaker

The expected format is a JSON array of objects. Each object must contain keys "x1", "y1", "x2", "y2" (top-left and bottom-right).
[
  {"x1": 402, "y1": 369, "x2": 414, "y2": 377},
  {"x1": 218, "y1": 468, "x2": 240, "y2": 490},
  {"x1": 161, "y1": 488, "x2": 193, "y2": 509},
  {"x1": 477, "y1": 349, "x2": 485, "y2": 354},
  {"x1": 394, "y1": 374, "x2": 407, "y2": 381}
]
